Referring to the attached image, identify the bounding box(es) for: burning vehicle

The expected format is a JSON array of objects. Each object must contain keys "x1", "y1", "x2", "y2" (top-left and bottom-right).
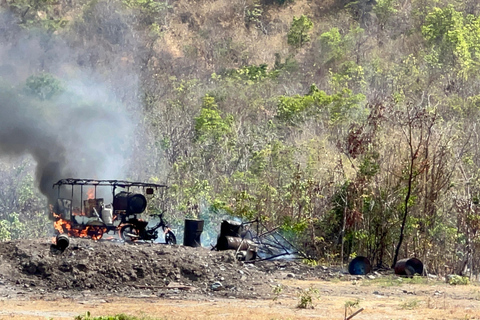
[{"x1": 50, "y1": 178, "x2": 176, "y2": 244}]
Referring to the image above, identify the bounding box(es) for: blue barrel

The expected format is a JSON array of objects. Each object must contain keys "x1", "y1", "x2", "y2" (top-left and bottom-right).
[{"x1": 348, "y1": 256, "x2": 372, "y2": 275}]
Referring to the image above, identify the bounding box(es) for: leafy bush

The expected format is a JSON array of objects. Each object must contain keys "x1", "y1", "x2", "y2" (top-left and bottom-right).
[
  {"x1": 224, "y1": 64, "x2": 278, "y2": 82},
  {"x1": 373, "y1": 0, "x2": 398, "y2": 27},
  {"x1": 447, "y1": 275, "x2": 470, "y2": 285},
  {"x1": 275, "y1": 84, "x2": 365, "y2": 125},
  {"x1": 194, "y1": 95, "x2": 234, "y2": 143},
  {"x1": 287, "y1": 15, "x2": 313, "y2": 48},
  {"x1": 24, "y1": 73, "x2": 64, "y2": 100}
]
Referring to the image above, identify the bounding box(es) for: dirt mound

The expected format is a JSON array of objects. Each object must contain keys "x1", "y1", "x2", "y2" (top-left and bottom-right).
[{"x1": 0, "y1": 238, "x2": 341, "y2": 300}]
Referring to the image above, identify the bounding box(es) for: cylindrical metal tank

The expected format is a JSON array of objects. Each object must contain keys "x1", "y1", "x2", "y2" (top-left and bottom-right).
[
  {"x1": 348, "y1": 256, "x2": 372, "y2": 275},
  {"x1": 101, "y1": 204, "x2": 113, "y2": 225},
  {"x1": 113, "y1": 191, "x2": 147, "y2": 214},
  {"x1": 216, "y1": 236, "x2": 255, "y2": 251},
  {"x1": 183, "y1": 219, "x2": 204, "y2": 247},
  {"x1": 394, "y1": 258, "x2": 424, "y2": 276}
]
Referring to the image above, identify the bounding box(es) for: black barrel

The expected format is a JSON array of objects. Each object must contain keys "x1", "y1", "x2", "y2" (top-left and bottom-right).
[
  {"x1": 394, "y1": 258, "x2": 424, "y2": 276},
  {"x1": 216, "y1": 236, "x2": 255, "y2": 251},
  {"x1": 55, "y1": 234, "x2": 70, "y2": 251},
  {"x1": 183, "y1": 219, "x2": 204, "y2": 247},
  {"x1": 113, "y1": 191, "x2": 147, "y2": 214},
  {"x1": 348, "y1": 256, "x2": 372, "y2": 275},
  {"x1": 220, "y1": 220, "x2": 243, "y2": 238},
  {"x1": 216, "y1": 236, "x2": 257, "y2": 261}
]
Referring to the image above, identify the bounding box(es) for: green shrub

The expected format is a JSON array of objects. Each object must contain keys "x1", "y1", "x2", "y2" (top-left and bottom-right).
[
  {"x1": 287, "y1": 15, "x2": 313, "y2": 48},
  {"x1": 447, "y1": 275, "x2": 470, "y2": 285},
  {"x1": 24, "y1": 73, "x2": 64, "y2": 100}
]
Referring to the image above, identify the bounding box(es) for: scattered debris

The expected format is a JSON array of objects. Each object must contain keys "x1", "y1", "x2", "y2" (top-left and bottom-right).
[{"x1": 214, "y1": 219, "x2": 305, "y2": 262}]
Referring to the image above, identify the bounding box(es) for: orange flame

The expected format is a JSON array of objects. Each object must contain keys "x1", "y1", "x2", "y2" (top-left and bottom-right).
[
  {"x1": 87, "y1": 187, "x2": 95, "y2": 200},
  {"x1": 52, "y1": 211, "x2": 107, "y2": 240}
]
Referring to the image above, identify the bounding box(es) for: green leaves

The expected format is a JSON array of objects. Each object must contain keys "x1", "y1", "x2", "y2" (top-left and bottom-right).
[
  {"x1": 287, "y1": 15, "x2": 314, "y2": 48},
  {"x1": 224, "y1": 64, "x2": 279, "y2": 82},
  {"x1": 194, "y1": 95, "x2": 233, "y2": 143},
  {"x1": 276, "y1": 84, "x2": 365, "y2": 125},
  {"x1": 24, "y1": 73, "x2": 64, "y2": 100},
  {"x1": 422, "y1": 5, "x2": 480, "y2": 76},
  {"x1": 319, "y1": 27, "x2": 344, "y2": 63},
  {"x1": 373, "y1": 0, "x2": 398, "y2": 27},
  {"x1": 122, "y1": 0, "x2": 167, "y2": 13},
  {"x1": 0, "y1": 212, "x2": 27, "y2": 241}
]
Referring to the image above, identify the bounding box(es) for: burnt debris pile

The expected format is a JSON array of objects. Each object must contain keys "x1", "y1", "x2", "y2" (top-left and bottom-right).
[
  {"x1": 0, "y1": 238, "x2": 344, "y2": 299},
  {"x1": 214, "y1": 219, "x2": 302, "y2": 262}
]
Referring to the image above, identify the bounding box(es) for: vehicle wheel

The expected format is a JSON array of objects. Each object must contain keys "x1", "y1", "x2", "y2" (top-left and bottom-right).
[
  {"x1": 165, "y1": 230, "x2": 176, "y2": 245},
  {"x1": 92, "y1": 228, "x2": 104, "y2": 241},
  {"x1": 119, "y1": 225, "x2": 138, "y2": 241}
]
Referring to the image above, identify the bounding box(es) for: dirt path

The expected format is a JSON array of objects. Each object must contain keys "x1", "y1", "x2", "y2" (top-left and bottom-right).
[{"x1": 1, "y1": 280, "x2": 479, "y2": 320}]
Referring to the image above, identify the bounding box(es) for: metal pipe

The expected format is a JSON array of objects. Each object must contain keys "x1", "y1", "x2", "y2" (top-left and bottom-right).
[{"x1": 55, "y1": 234, "x2": 70, "y2": 251}]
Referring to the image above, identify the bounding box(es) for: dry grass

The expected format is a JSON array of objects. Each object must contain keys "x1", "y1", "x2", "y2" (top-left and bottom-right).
[{"x1": 2, "y1": 279, "x2": 480, "y2": 320}]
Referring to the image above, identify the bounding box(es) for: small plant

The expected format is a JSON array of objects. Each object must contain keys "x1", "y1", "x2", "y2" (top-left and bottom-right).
[
  {"x1": 400, "y1": 298, "x2": 420, "y2": 310},
  {"x1": 74, "y1": 311, "x2": 160, "y2": 320},
  {"x1": 297, "y1": 287, "x2": 319, "y2": 309},
  {"x1": 302, "y1": 258, "x2": 318, "y2": 267},
  {"x1": 344, "y1": 298, "x2": 360, "y2": 308},
  {"x1": 272, "y1": 284, "x2": 284, "y2": 301},
  {"x1": 344, "y1": 298, "x2": 361, "y2": 319},
  {"x1": 245, "y1": 3, "x2": 263, "y2": 27}
]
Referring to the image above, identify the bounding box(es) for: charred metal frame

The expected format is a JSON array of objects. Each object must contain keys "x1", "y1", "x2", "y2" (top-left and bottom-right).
[
  {"x1": 242, "y1": 218, "x2": 306, "y2": 262},
  {"x1": 216, "y1": 218, "x2": 308, "y2": 262},
  {"x1": 53, "y1": 178, "x2": 167, "y2": 217}
]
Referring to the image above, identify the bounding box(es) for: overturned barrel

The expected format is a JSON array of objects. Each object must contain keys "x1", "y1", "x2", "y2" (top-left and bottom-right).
[
  {"x1": 183, "y1": 219, "x2": 204, "y2": 247},
  {"x1": 220, "y1": 220, "x2": 243, "y2": 238},
  {"x1": 394, "y1": 258, "x2": 424, "y2": 276},
  {"x1": 113, "y1": 191, "x2": 147, "y2": 214},
  {"x1": 55, "y1": 234, "x2": 70, "y2": 251},
  {"x1": 348, "y1": 256, "x2": 372, "y2": 275},
  {"x1": 216, "y1": 236, "x2": 255, "y2": 251},
  {"x1": 216, "y1": 236, "x2": 257, "y2": 261}
]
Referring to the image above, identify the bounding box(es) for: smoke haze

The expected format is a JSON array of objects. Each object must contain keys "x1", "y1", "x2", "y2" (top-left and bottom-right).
[{"x1": 0, "y1": 9, "x2": 140, "y2": 204}]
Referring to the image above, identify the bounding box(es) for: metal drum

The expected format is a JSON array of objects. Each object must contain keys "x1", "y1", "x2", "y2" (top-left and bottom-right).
[
  {"x1": 394, "y1": 258, "x2": 424, "y2": 276},
  {"x1": 220, "y1": 220, "x2": 243, "y2": 238},
  {"x1": 113, "y1": 192, "x2": 147, "y2": 214},
  {"x1": 183, "y1": 219, "x2": 204, "y2": 247},
  {"x1": 348, "y1": 256, "x2": 372, "y2": 275}
]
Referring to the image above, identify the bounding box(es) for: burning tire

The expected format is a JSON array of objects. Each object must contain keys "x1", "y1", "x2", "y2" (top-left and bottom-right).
[
  {"x1": 119, "y1": 224, "x2": 138, "y2": 241},
  {"x1": 88, "y1": 227, "x2": 105, "y2": 240}
]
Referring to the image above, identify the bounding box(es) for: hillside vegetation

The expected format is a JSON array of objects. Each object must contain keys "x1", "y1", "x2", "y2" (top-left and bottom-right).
[{"x1": 1, "y1": 0, "x2": 480, "y2": 275}]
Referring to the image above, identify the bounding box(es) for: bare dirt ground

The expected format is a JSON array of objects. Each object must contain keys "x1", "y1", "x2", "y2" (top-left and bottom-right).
[{"x1": 0, "y1": 238, "x2": 479, "y2": 320}]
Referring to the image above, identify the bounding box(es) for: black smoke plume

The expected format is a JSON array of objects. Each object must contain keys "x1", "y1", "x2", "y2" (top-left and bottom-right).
[{"x1": 0, "y1": 9, "x2": 138, "y2": 204}]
